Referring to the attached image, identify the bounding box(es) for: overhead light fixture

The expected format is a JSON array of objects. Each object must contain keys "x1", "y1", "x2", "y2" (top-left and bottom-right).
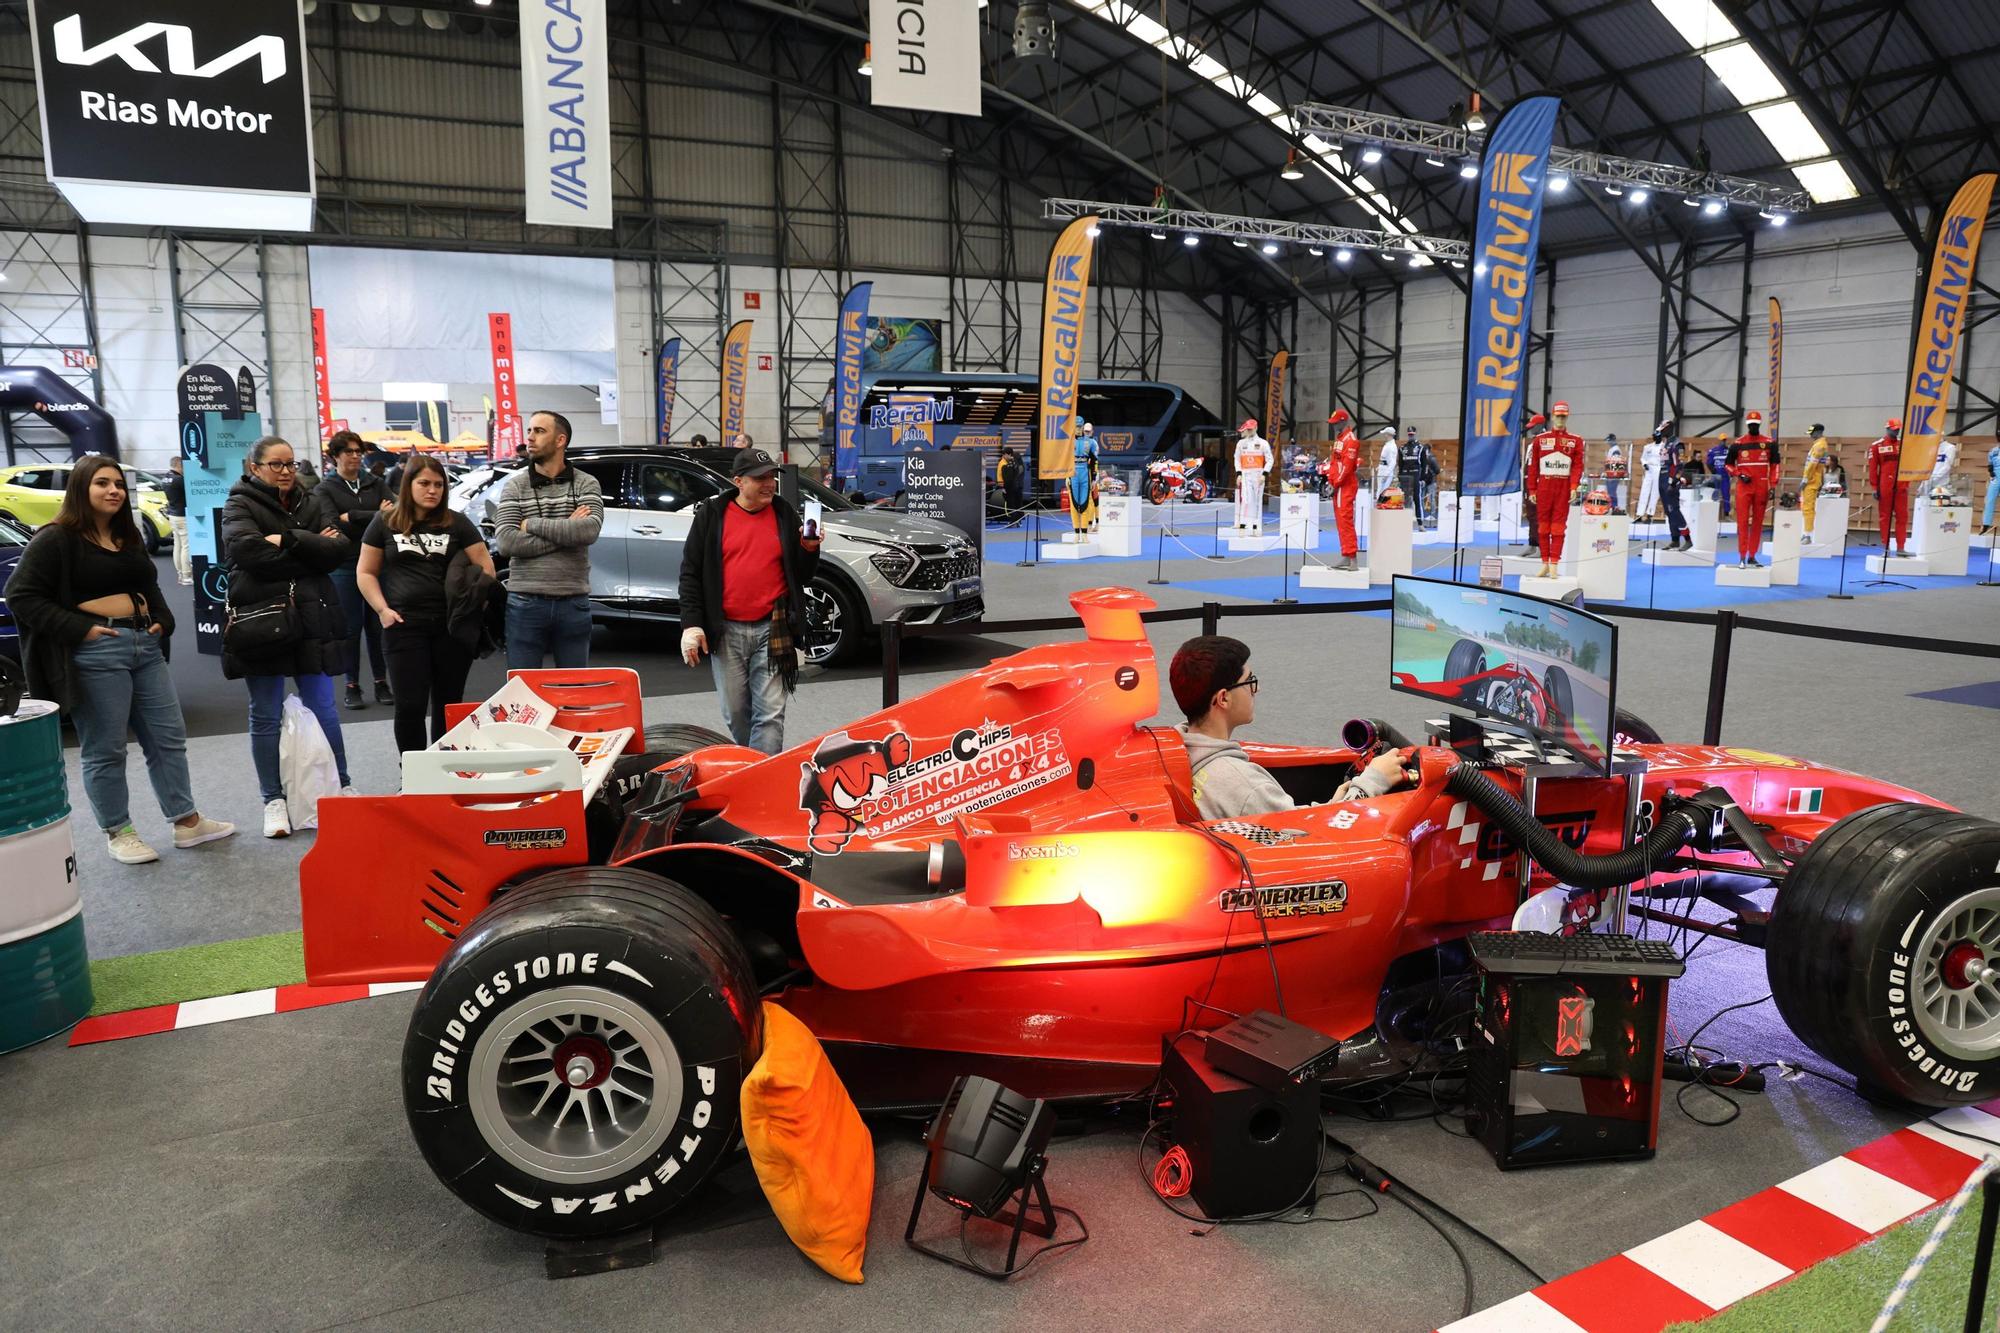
[
  {"x1": 1183, "y1": 234, "x2": 1200, "y2": 247},
  {"x1": 1603, "y1": 182, "x2": 1624, "y2": 197},
  {"x1": 1548, "y1": 173, "x2": 1569, "y2": 193},
  {"x1": 1409, "y1": 255, "x2": 1425, "y2": 267},
  {"x1": 859, "y1": 42, "x2": 872, "y2": 76},
  {"x1": 1308, "y1": 246, "x2": 1324, "y2": 256},
  {"x1": 1680, "y1": 195, "x2": 1700, "y2": 208},
  {"x1": 1335, "y1": 248, "x2": 1353, "y2": 263},
  {"x1": 1361, "y1": 145, "x2": 1383, "y2": 165},
  {"x1": 1012, "y1": 0, "x2": 1057, "y2": 60},
  {"x1": 1459, "y1": 159, "x2": 1479, "y2": 180},
  {"x1": 1086, "y1": 225, "x2": 1101, "y2": 237},
  {"x1": 1464, "y1": 93, "x2": 1487, "y2": 134},
  {"x1": 1474, "y1": 262, "x2": 1488, "y2": 275},
  {"x1": 1233, "y1": 237, "x2": 1249, "y2": 248},
  {"x1": 1628, "y1": 187, "x2": 1649, "y2": 204},
  {"x1": 1149, "y1": 228, "x2": 1167, "y2": 240},
  {"x1": 1702, "y1": 196, "x2": 1725, "y2": 216},
  {"x1": 1450, "y1": 260, "x2": 1466, "y2": 269},
  {"x1": 1262, "y1": 242, "x2": 1279, "y2": 255},
  {"x1": 1768, "y1": 213, "x2": 1788, "y2": 227},
  {"x1": 1280, "y1": 149, "x2": 1305, "y2": 181},
  {"x1": 1759, "y1": 209, "x2": 1788, "y2": 227},
  {"x1": 1425, "y1": 154, "x2": 1446, "y2": 168}
]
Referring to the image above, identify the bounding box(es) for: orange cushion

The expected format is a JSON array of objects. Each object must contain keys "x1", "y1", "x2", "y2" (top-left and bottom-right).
[{"x1": 740, "y1": 1001, "x2": 875, "y2": 1283}]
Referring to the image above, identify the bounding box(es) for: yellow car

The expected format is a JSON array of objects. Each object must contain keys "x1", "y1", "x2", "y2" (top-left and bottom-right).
[{"x1": 0, "y1": 462, "x2": 173, "y2": 554}]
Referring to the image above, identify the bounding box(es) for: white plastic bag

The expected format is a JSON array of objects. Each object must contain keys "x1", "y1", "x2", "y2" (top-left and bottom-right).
[{"x1": 279, "y1": 693, "x2": 340, "y2": 830}]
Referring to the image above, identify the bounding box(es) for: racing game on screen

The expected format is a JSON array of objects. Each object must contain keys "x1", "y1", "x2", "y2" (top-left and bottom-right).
[{"x1": 1389, "y1": 576, "x2": 1617, "y2": 771}]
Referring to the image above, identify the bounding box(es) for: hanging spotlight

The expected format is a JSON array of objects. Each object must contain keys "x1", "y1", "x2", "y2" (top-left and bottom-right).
[
  {"x1": 1450, "y1": 260, "x2": 1466, "y2": 269},
  {"x1": 1464, "y1": 93, "x2": 1487, "y2": 133},
  {"x1": 1702, "y1": 196, "x2": 1725, "y2": 216},
  {"x1": 1474, "y1": 262, "x2": 1488, "y2": 276},
  {"x1": 1548, "y1": 173, "x2": 1569, "y2": 193},
  {"x1": 1408, "y1": 255, "x2": 1424, "y2": 267},
  {"x1": 1361, "y1": 144, "x2": 1383, "y2": 165},
  {"x1": 1759, "y1": 210, "x2": 1788, "y2": 227},
  {"x1": 859, "y1": 42, "x2": 872, "y2": 75},
  {"x1": 1308, "y1": 246, "x2": 1325, "y2": 256},
  {"x1": 1602, "y1": 182, "x2": 1624, "y2": 197},
  {"x1": 1680, "y1": 195, "x2": 1699, "y2": 208},
  {"x1": 1424, "y1": 154, "x2": 1446, "y2": 168},
  {"x1": 1183, "y1": 234, "x2": 1200, "y2": 247},
  {"x1": 1262, "y1": 242, "x2": 1279, "y2": 255},
  {"x1": 1628, "y1": 187, "x2": 1649, "y2": 204},
  {"x1": 1279, "y1": 149, "x2": 1305, "y2": 181},
  {"x1": 1232, "y1": 238, "x2": 1249, "y2": 248},
  {"x1": 1012, "y1": 0, "x2": 1057, "y2": 60},
  {"x1": 1149, "y1": 228, "x2": 1168, "y2": 240},
  {"x1": 1458, "y1": 159, "x2": 1479, "y2": 180},
  {"x1": 1086, "y1": 225, "x2": 1100, "y2": 238},
  {"x1": 1335, "y1": 248, "x2": 1353, "y2": 263}
]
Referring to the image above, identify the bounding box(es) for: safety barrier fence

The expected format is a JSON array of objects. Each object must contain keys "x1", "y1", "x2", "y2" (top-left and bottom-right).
[{"x1": 878, "y1": 595, "x2": 2000, "y2": 747}]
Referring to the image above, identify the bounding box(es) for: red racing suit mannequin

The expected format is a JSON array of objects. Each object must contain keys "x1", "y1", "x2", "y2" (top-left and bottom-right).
[
  {"x1": 1528, "y1": 424, "x2": 1585, "y2": 564},
  {"x1": 1868, "y1": 430, "x2": 1911, "y2": 553},
  {"x1": 1322, "y1": 414, "x2": 1362, "y2": 559},
  {"x1": 1724, "y1": 431, "x2": 1778, "y2": 562}
]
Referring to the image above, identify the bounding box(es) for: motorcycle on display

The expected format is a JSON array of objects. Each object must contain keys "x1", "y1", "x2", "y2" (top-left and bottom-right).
[{"x1": 1145, "y1": 457, "x2": 1210, "y2": 505}]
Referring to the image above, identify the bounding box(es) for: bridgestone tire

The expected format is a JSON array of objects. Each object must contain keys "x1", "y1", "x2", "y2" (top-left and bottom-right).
[
  {"x1": 1444, "y1": 638, "x2": 1485, "y2": 681},
  {"x1": 1767, "y1": 803, "x2": 2000, "y2": 1107},
  {"x1": 1543, "y1": 666, "x2": 1574, "y2": 723},
  {"x1": 1612, "y1": 708, "x2": 1664, "y2": 746},
  {"x1": 401, "y1": 866, "x2": 762, "y2": 1237}
]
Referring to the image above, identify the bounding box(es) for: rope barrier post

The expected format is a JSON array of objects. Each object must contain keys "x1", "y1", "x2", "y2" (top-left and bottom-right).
[
  {"x1": 1017, "y1": 487, "x2": 1039, "y2": 568},
  {"x1": 1273, "y1": 530, "x2": 1296, "y2": 604},
  {"x1": 881, "y1": 619, "x2": 902, "y2": 709},
  {"x1": 1147, "y1": 510, "x2": 1169, "y2": 586},
  {"x1": 1963, "y1": 1176, "x2": 2000, "y2": 1332},
  {"x1": 1201, "y1": 601, "x2": 1221, "y2": 636},
  {"x1": 1701, "y1": 608, "x2": 1737, "y2": 746}
]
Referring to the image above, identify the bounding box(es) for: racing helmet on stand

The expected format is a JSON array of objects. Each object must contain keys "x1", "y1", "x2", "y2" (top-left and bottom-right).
[
  {"x1": 1582, "y1": 486, "x2": 1613, "y2": 516},
  {"x1": 1377, "y1": 485, "x2": 1407, "y2": 509}
]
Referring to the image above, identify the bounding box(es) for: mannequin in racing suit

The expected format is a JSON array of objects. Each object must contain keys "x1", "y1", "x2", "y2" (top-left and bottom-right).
[
  {"x1": 1323, "y1": 409, "x2": 1362, "y2": 571},
  {"x1": 1724, "y1": 410, "x2": 1779, "y2": 567},
  {"x1": 1868, "y1": 419, "x2": 1911, "y2": 557},
  {"x1": 1518, "y1": 413, "x2": 1546, "y2": 554},
  {"x1": 1602, "y1": 435, "x2": 1628, "y2": 514},
  {"x1": 1529, "y1": 402, "x2": 1586, "y2": 577},
  {"x1": 1799, "y1": 423, "x2": 1830, "y2": 541},
  {"x1": 1376, "y1": 429, "x2": 1398, "y2": 495},
  {"x1": 1983, "y1": 444, "x2": 2000, "y2": 535},
  {"x1": 1657, "y1": 421, "x2": 1691, "y2": 550},
  {"x1": 1397, "y1": 428, "x2": 1434, "y2": 528},
  {"x1": 1705, "y1": 438, "x2": 1733, "y2": 518},
  {"x1": 1930, "y1": 440, "x2": 1961, "y2": 497},
  {"x1": 1636, "y1": 434, "x2": 1662, "y2": 523},
  {"x1": 1233, "y1": 419, "x2": 1270, "y2": 531},
  {"x1": 1069, "y1": 420, "x2": 1100, "y2": 536}
]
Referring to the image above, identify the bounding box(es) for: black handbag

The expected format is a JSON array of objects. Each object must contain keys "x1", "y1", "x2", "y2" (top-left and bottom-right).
[{"x1": 223, "y1": 581, "x2": 300, "y2": 655}]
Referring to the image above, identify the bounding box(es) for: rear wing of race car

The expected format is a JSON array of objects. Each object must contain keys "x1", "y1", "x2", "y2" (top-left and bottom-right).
[{"x1": 299, "y1": 669, "x2": 645, "y2": 986}]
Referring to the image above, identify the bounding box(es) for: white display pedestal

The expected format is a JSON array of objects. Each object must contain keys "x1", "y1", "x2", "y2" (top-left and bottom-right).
[
  {"x1": 1368, "y1": 509, "x2": 1414, "y2": 584},
  {"x1": 1518, "y1": 575, "x2": 1580, "y2": 601},
  {"x1": 1226, "y1": 531, "x2": 1285, "y2": 553},
  {"x1": 1640, "y1": 544, "x2": 1715, "y2": 567},
  {"x1": 1769, "y1": 510, "x2": 1803, "y2": 586},
  {"x1": 1146, "y1": 499, "x2": 1229, "y2": 533},
  {"x1": 1096, "y1": 496, "x2": 1140, "y2": 557},
  {"x1": 1715, "y1": 564, "x2": 1772, "y2": 588},
  {"x1": 1475, "y1": 491, "x2": 1528, "y2": 542},
  {"x1": 1689, "y1": 498, "x2": 1721, "y2": 558},
  {"x1": 1040, "y1": 535, "x2": 1101, "y2": 560},
  {"x1": 1912, "y1": 502, "x2": 1971, "y2": 576},
  {"x1": 1802, "y1": 496, "x2": 1849, "y2": 557},
  {"x1": 1562, "y1": 513, "x2": 1630, "y2": 600},
  {"x1": 1866, "y1": 553, "x2": 1931, "y2": 577},
  {"x1": 1354, "y1": 489, "x2": 1374, "y2": 543},
  {"x1": 1279, "y1": 493, "x2": 1320, "y2": 548},
  {"x1": 1435, "y1": 491, "x2": 1477, "y2": 542},
  {"x1": 1299, "y1": 563, "x2": 1371, "y2": 589}
]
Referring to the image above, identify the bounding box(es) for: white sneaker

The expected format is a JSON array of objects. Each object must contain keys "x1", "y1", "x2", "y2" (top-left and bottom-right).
[
  {"x1": 337, "y1": 785, "x2": 360, "y2": 797},
  {"x1": 107, "y1": 826, "x2": 160, "y2": 865},
  {"x1": 172, "y1": 814, "x2": 236, "y2": 849},
  {"x1": 263, "y1": 798, "x2": 291, "y2": 839}
]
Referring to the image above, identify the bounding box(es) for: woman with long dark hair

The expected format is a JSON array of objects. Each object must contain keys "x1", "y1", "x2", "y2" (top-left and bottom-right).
[
  {"x1": 4, "y1": 456, "x2": 233, "y2": 863},
  {"x1": 357, "y1": 453, "x2": 494, "y2": 753},
  {"x1": 221, "y1": 435, "x2": 355, "y2": 837}
]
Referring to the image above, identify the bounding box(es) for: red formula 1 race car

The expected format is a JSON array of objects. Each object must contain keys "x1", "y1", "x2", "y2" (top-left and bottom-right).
[{"x1": 301, "y1": 589, "x2": 2000, "y2": 1238}]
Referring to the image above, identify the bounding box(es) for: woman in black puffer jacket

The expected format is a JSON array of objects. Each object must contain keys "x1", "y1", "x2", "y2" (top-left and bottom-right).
[{"x1": 221, "y1": 435, "x2": 356, "y2": 838}]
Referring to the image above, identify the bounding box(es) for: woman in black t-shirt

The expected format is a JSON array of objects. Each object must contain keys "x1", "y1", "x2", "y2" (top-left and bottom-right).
[{"x1": 356, "y1": 454, "x2": 494, "y2": 754}]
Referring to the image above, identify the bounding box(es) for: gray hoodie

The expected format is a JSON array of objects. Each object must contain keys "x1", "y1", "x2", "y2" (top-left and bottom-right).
[
  {"x1": 491, "y1": 463, "x2": 604, "y2": 597},
  {"x1": 1179, "y1": 726, "x2": 1391, "y2": 821}
]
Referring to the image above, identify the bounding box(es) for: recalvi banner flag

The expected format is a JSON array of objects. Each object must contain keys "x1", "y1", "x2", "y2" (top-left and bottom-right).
[
  {"x1": 721, "y1": 319, "x2": 753, "y2": 437},
  {"x1": 1456, "y1": 93, "x2": 1561, "y2": 496},
  {"x1": 520, "y1": 0, "x2": 611, "y2": 229},
  {"x1": 1037, "y1": 215, "x2": 1098, "y2": 480},
  {"x1": 1767, "y1": 297, "x2": 1782, "y2": 436},
  {"x1": 1900, "y1": 171, "x2": 1997, "y2": 480},
  {"x1": 1265, "y1": 350, "x2": 1289, "y2": 441},
  {"x1": 835, "y1": 282, "x2": 873, "y2": 485}
]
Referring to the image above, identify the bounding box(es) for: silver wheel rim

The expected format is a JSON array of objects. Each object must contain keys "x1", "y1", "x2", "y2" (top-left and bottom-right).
[
  {"x1": 1913, "y1": 888, "x2": 2000, "y2": 1062},
  {"x1": 468, "y1": 985, "x2": 683, "y2": 1185},
  {"x1": 802, "y1": 583, "x2": 841, "y2": 665}
]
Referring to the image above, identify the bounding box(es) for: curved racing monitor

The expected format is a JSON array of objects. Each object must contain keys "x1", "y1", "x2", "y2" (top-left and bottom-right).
[{"x1": 1389, "y1": 575, "x2": 1618, "y2": 774}]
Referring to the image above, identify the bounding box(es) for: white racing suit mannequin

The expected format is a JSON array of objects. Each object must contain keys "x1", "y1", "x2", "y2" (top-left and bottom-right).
[
  {"x1": 1233, "y1": 419, "x2": 1271, "y2": 531},
  {"x1": 1375, "y1": 430, "x2": 1398, "y2": 495},
  {"x1": 1636, "y1": 436, "x2": 1662, "y2": 523},
  {"x1": 1930, "y1": 440, "x2": 1961, "y2": 498}
]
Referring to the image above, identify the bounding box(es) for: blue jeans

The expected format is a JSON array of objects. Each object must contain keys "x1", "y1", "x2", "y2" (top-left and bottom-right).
[
  {"x1": 246, "y1": 673, "x2": 351, "y2": 803},
  {"x1": 506, "y1": 593, "x2": 592, "y2": 670},
  {"x1": 70, "y1": 630, "x2": 196, "y2": 832},
  {"x1": 329, "y1": 568, "x2": 386, "y2": 687},
  {"x1": 709, "y1": 618, "x2": 788, "y2": 755}
]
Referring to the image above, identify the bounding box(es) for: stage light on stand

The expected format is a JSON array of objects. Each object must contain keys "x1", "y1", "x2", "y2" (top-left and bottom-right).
[{"x1": 905, "y1": 1076, "x2": 1084, "y2": 1280}]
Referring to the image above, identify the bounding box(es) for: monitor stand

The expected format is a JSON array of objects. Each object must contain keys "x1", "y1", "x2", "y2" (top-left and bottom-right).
[{"x1": 1443, "y1": 711, "x2": 1547, "y2": 766}]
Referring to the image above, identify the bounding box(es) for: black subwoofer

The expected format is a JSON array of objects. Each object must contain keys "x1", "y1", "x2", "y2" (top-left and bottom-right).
[{"x1": 1161, "y1": 1032, "x2": 1320, "y2": 1218}]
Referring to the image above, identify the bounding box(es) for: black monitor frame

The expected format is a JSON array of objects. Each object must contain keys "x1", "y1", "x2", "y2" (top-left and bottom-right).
[{"x1": 1388, "y1": 574, "x2": 1619, "y2": 775}]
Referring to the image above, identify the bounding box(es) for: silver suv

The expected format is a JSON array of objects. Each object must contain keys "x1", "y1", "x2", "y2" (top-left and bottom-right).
[{"x1": 456, "y1": 448, "x2": 984, "y2": 666}]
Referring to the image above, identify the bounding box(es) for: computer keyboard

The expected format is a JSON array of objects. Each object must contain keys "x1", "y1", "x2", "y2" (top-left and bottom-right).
[{"x1": 1468, "y1": 931, "x2": 1687, "y2": 978}]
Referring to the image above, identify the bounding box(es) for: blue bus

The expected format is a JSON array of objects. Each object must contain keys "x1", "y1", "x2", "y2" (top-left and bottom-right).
[{"x1": 825, "y1": 372, "x2": 1219, "y2": 497}]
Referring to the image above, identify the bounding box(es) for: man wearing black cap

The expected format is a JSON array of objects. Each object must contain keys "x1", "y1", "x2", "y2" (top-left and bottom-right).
[{"x1": 677, "y1": 446, "x2": 823, "y2": 754}]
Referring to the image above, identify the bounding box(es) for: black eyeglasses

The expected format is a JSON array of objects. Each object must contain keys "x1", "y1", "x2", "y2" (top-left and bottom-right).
[
  {"x1": 258, "y1": 459, "x2": 298, "y2": 472},
  {"x1": 1228, "y1": 674, "x2": 1259, "y2": 695}
]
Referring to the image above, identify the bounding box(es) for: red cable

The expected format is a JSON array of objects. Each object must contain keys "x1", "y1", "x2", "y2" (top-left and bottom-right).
[{"x1": 1153, "y1": 1145, "x2": 1193, "y2": 1198}]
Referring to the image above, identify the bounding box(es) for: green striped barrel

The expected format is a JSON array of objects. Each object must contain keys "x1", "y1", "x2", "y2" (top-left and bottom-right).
[{"x1": 0, "y1": 699, "x2": 93, "y2": 1052}]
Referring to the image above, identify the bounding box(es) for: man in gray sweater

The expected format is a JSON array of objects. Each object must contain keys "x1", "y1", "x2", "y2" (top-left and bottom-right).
[
  {"x1": 1171, "y1": 635, "x2": 1406, "y2": 820},
  {"x1": 491, "y1": 410, "x2": 604, "y2": 668}
]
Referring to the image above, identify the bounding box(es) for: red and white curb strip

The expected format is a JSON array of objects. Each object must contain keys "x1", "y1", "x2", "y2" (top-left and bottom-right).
[
  {"x1": 67, "y1": 981, "x2": 424, "y2": 1047},
  {"x1": 1440, "y1": 1100, "x2": 2000, "y2": 1332}
]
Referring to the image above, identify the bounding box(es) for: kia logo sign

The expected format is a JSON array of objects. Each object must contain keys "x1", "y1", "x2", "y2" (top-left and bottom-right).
[
  {"x1": 29, "y1": 0, "x2": 314, "y2": 230},
  {"x1": 52, "y1": 17, "x2": 287, "y2": 82}
]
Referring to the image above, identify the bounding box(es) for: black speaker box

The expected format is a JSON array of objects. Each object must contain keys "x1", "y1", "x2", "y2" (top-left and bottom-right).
[{"x1": 1161, "y1": 1032, "x2": 1320, "y2": 1218}]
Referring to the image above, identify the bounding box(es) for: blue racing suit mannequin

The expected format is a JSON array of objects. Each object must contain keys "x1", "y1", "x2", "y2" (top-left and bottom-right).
[
  {"x1": 1705, "y1": 439, "x2": 1732, "y2": 517},
  {"x1": 1069, "y1": 421, "x2": 1100, "y2": 535},
  {"x1": 1984, "y1": 445, "x2": 2000, "y2": 533},
  {"x1": 1658, "y1": 422, "x2": 1691, "y2": 550}
]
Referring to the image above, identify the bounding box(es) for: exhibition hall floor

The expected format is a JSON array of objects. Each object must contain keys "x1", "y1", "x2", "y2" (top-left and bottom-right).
[{"x1": 5, "y1": 545, "x2": 1997, "y2": 1330}]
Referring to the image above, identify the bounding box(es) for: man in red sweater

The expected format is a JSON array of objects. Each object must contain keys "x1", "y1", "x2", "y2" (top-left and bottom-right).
[
  {"x1": 1724, "y1": 409, "x2": 1779, "y2": 567},
  {"x1": 1322, "y1": 408, "x2": 1362, "y2": 570},
  {"x1": 678, "y1": 447, "x2": 823, "y2": 753},
  {"x1": 1528, "y1": 402, "x2": 1585, "y2": 578},
  {"x1": 1867, "y1": 418, "x2": 1912, "y2": 558}
]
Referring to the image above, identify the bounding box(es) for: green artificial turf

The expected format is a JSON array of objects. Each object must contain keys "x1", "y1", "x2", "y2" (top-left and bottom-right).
[
  {"x1": 1667, "y1": 1199, "x2": 2000, "y2": 1332},
  {"x1": 87, "y1": 930, "x2": 307, "y2": 1016}
]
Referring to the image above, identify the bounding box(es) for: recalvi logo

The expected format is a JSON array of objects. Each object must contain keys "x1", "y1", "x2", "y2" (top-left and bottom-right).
[{"x1": 52, "y1": 15, "x2": 286, "y2": 82}]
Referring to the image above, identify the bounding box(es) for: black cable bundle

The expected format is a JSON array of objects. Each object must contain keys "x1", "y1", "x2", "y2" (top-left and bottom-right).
[{"x1": 1444, "y1": 763, "x2": 1701, "y2": 889}]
